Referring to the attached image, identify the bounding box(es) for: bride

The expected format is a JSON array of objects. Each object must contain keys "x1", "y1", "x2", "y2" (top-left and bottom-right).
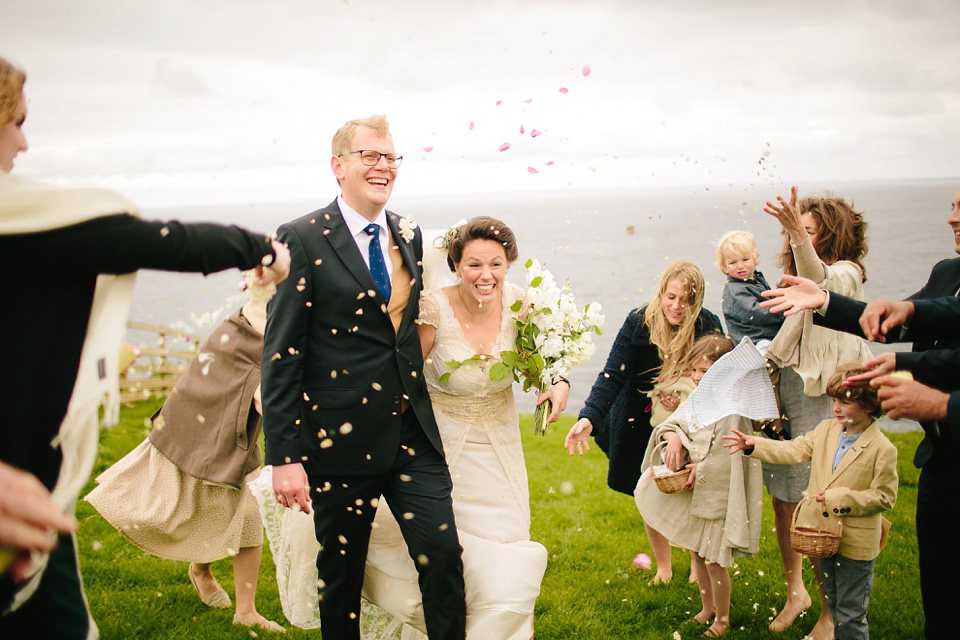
[{"x1": 252, "y1": 216, "x2": 569, "y2": 639}]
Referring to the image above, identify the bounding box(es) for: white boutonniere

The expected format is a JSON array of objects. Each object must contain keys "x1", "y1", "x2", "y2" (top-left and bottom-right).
[{"x1": 398, "y1": 216, "x2": 418, "y2": 243}]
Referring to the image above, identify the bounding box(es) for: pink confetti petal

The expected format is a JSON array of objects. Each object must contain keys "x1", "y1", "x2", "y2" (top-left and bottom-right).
[
  {"x1": 530, "y1": 129, "x2": 542, "y2": 138},
  {"x1": 527, "y1": 167, "x2": 539, "y2": 174},
  {"x1": 520, "y1": 125, "x2": 525, "y2": 134},
  {"x1": 499, "y1": 142, "x2": 511, "y2": 152},
  {"x1": 632, "y1": 553, "x2": 652, "y2": 570},
  {"x1": 546, "y1": 161, "x2": 555, "y2": 166},
  {"x1": 496, "y1": 100, "x2": 502, "y2": 106},
  {"x1": 559, "y1": 87, "x2": 568, "y2": 94},
  {"x1": 469, "y1": 121, "x2": 474, "y2": 130},
  {"x1": 523, "y1": 98, "x2": 533, "y2": 103},
  {"x1": 423, "y1": 146, "x2": 433, "y2": 152},
  {"x1": 582, "y1": 64, "x2": 592, "y2": 76}
]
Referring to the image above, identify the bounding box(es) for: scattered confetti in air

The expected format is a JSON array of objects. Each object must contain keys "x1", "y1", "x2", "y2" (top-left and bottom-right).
[
  {"x1": 499, "y1": 142, "x2": 511, "y2": 152},
  {"x1": 546, "y1": 161, "x2": 554, "y2": 166},
  {"x1": 523, "y1": 98, "x2": 532, "y2": 103},
  {"x1": 469, "y1": 121, "x2": 474, "y2": 130},
  {"x1": 530, "y1": 129, "x2": 542, "y2": 138},
  {"x1": 582, "y1": 64, "x2": 592, "y2": 76},
  {"x1": 423, "y1": 146, "x2": 433, "y2": 152},
  {"x1": 519, "y1": 125, "x2": 525, "y2": 134},
  {"x1": 559, "y1": 87, "x2": 568, "y2": 94},
  {"x1": 632, "y1": 553, "x2": 652, "y2": 569},
  {"x1": 496, "y1": 100, "x2": 502, "y2": 106},
  {"x1": 527, "y1": 167, "x2": 539, "y2": 174}
]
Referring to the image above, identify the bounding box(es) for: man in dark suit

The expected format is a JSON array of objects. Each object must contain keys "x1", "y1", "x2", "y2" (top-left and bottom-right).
[
  {"x1": 261, "y1": 116, "x2": 465, "y2": 640},
  {"x1": 759, "y1": 184, "x2": 960, "y2": 639}
]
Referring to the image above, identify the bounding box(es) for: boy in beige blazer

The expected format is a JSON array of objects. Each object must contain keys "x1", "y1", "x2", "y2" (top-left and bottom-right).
[{"x1": 724, "y1": 363, "x2": 898, "y2": 640}]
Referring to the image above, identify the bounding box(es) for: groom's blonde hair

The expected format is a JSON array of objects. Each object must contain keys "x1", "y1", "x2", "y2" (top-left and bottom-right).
[{"x1": 331, "y1": 115, "x2": 392, "y2": 157}]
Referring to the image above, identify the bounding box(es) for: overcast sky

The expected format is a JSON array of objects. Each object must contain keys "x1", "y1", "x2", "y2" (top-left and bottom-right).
[{"x1": 3, "y1": 0, "x2": 958, "y2": 207}]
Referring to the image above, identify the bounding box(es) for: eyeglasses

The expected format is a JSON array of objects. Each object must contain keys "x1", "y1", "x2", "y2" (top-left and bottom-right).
[{"x1": 340, "y1": 150, "x2": 403, "y2": 168}]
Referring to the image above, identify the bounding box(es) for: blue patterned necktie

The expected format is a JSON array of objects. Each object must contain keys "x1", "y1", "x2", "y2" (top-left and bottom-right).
[{"x1": 364, "y1": 223, "x2": 391, "y2": 302}]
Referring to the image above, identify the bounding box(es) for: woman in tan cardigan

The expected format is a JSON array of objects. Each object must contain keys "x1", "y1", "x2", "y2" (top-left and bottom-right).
[{"x1": 761, "y1": 185, "x2": 872, "y2": 639}]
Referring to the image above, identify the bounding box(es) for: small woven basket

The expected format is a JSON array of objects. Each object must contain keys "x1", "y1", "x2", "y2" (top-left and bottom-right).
[
  {"x1": 790, "y1": 497, "x2": 842, "y2": 558},
  {"x1": 654, "y1": 467, "x2": 692, "y2": 493},
  {"x1": 648, "y1": 441, "x2": 692, "y2": 494}
]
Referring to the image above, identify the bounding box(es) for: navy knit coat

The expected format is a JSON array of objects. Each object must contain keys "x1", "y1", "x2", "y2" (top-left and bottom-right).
[{"x1": 578, "y1": 305, "x2": 722, "y2": 494}]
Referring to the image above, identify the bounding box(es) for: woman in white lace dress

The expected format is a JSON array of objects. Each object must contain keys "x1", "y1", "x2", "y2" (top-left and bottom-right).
[{"x1": 252, "y1": 216, "x2": 568, "y2": 639}]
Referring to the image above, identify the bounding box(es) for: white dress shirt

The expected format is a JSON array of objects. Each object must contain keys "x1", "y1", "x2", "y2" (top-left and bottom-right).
[{"x1": 337, "y1": 195, "x2": 393, "y2": 276}]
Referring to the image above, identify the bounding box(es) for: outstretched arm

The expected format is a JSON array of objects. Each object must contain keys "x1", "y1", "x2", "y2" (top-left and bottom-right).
[
  {"x1": 564, "y1": 418, "x2": 593, "y2": 456},
  {"x1": 722, "y1": 429, "x2": 755, "y2": 454},
  {"x1": 759, "y1": 274, "x2": 827, "y2": 316},
  {"x1": 763, "y1": 185, "x2": 807, "y2": 245},
  {"x1": 871, "y1": 375, "x2": 950, "y2": 422}
]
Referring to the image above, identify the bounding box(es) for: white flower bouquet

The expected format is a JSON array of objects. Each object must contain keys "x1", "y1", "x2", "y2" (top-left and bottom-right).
[{"x1": 448, "y1": 259, "x2": 602, "y2": 436}]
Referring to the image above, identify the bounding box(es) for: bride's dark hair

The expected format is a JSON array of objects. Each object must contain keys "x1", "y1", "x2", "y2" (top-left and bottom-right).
[{"x1": 446, "y1": 216, "x2": 519, "y2": 271}]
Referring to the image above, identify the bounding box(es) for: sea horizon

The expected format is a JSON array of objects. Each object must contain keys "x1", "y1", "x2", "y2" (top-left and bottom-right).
[{"x1": 127, "y1": 176, "x2": 960, "y2": 433}]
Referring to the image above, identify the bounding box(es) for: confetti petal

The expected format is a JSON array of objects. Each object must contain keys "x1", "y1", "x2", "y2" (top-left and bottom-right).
[
  {"x1": 559, "y1": 87, "x2": 568, "y2": 94},
  {"x1": 423, "y1": 146, "x2": 433, "y2": 152},
  {"x1": 469, "y1": 121, "x2": 474, "y2": 130},
  {"x1": 530, "y1": 129, "x2": 541, "y2": 138},
  {"x1": 495, "y1": 100, "x2": 502, "y2": 106},
  {"x1": 582, "y1": 64, "x2": 591, "y2": 76},
  {"x1": 527, "y1": 167, "x2": 539, "y2": 174},
  {"x1": 632, "y1": 553, "x2": 652, "y2": 570},
  {"x1": 499, "y1": 142, "x2": 511, "y2": 152},
  {"x1": 546, "y1": 161, "x2": 555, "y2": 166},
  {"x1": 523, "y1": 98, "x2": 532, "y2": 103},
  {"x1": 519, "y1": 125, "x2": 525, "y2": 134}
]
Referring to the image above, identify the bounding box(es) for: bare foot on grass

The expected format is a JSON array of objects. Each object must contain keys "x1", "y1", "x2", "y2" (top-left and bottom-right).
[{"x1": 769, "y1": 589, "x2": 812, "y2": 632}]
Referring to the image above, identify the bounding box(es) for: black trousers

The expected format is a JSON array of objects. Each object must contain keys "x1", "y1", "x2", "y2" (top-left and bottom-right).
[
  {"x1": 916, "y1": 454, "x2": 960, "y2": 639},
  {"x1": 0, "y1": 533, "x2": 92, "y2": 639},
  {"x1": 308, "y1": 410, "x2": 466, "y2": 640}
]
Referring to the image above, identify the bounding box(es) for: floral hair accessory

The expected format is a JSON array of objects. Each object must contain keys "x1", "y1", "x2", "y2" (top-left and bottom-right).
[
  {"x1": 440, "y1": 218, "x2": 468, "y2": 250},
  {"x1": 398, "y1": 215, "x2": 418, "y2": 243}
]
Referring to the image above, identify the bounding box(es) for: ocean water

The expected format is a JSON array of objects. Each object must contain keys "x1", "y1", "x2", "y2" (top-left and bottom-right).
[{"x1": 130, "y1": 178, "x2": 959, "y2": 432}]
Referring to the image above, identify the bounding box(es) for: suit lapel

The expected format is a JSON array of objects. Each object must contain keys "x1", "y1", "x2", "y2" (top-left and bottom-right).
[
  {"x1": 321, "y1": 202, "x2": 383, "y2": 297},
  {"x1": 385, "y1": 212, "x2": 422, "y2": 337}
]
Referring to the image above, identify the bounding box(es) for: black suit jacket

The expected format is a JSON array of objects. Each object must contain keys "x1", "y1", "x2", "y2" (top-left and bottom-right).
[
  {"x1": 261, "y1": 200, "x2": 441, "y2": 476},
  {"x1": 817, "y1": 256, "x2": 960, "y2": 466}
]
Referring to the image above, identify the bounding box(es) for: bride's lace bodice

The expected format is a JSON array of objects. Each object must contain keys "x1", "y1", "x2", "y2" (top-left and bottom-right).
[
  {"x1": 419, "y1": 283, "x2": 522, "y2": 399},
  {"x1": 417, "y1": 283, "x2": 529, "y2": 514}
]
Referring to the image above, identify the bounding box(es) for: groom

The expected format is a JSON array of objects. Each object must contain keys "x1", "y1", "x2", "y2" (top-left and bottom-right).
[{"x1": 261, "y1": 115, "x2": 465, "y2": 639}]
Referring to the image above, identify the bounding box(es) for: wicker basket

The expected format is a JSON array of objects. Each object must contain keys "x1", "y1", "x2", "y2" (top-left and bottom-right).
[
  {"x1": 648, "y1": 441, "x2": 692, "y2": 494},
  {"x1": 789, "y1": 497, "x2": 842, "y2": 558},
  {"x1": 654, "y1": 467, "x2": 692, "y2": 493}
]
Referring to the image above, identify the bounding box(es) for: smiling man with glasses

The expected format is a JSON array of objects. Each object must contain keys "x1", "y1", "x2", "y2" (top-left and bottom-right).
[{"x1": 261, "y1": 115, "x2": 466, "y2": 640}]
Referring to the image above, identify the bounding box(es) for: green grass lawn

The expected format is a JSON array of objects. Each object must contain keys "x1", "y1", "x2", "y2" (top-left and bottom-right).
[{"x1": 76, "y1": 401, "x2": 925, "y2": 638}]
